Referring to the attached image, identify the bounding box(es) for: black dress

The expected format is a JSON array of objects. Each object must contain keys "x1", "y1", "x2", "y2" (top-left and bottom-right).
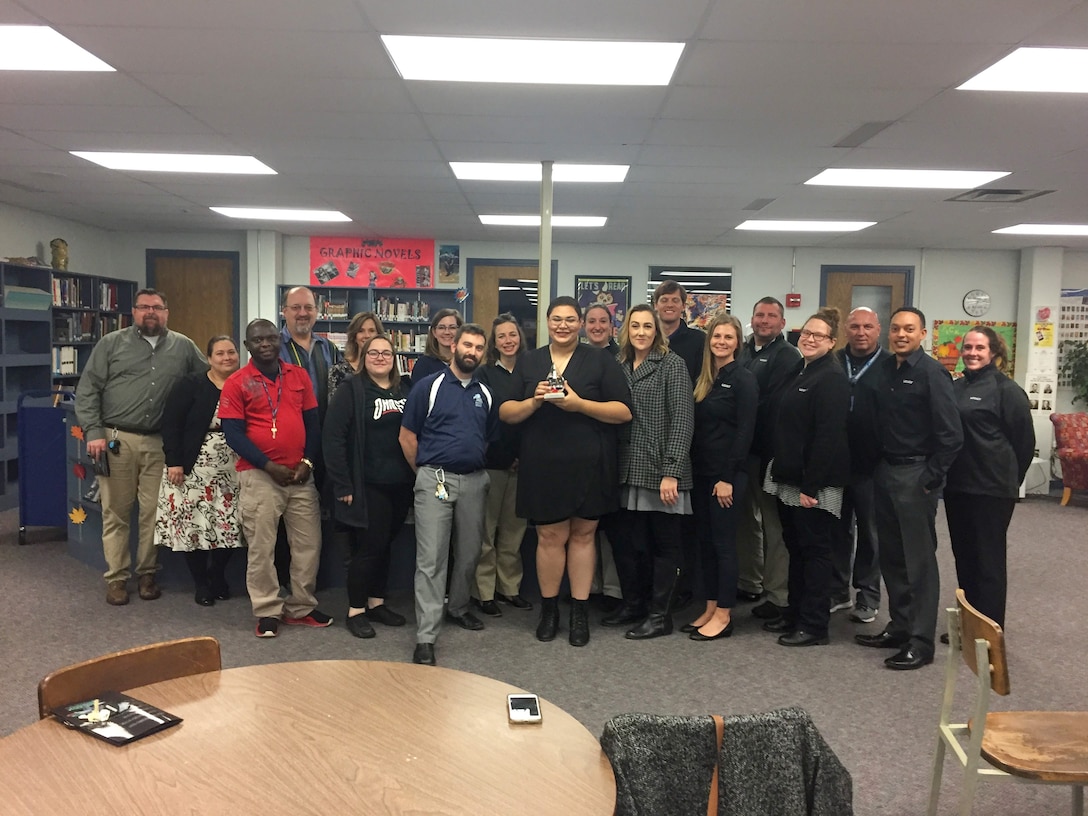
[{"x1": 508, "y1": 344, "x2": 631, "y2": 523}]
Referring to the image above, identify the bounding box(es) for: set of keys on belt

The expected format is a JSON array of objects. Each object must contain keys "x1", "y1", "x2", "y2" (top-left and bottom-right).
[{"x1": 434, "y1": 467, "x2": 448, "y2": 501}]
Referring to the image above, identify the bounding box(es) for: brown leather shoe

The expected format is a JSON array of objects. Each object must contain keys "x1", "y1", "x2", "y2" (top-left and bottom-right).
[
  {"x1": 106, "y1": 580, "x2": 129, "y2": 606},
  {"x1": 137, "y1": 574, "x2": 161, "y2": 601}
]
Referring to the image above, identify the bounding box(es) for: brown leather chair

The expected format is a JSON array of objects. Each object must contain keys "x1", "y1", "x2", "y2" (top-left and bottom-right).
[
  {"x1": 928, "y1": 590, "x2": 1088, "y2": 815},
  {"x1": 38, "y1": 636, "x2": 221, "y2": 719}
]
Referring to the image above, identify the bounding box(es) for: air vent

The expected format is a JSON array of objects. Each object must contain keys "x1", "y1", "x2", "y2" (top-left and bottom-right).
[
  {"x1": 743, "y1": 198, "x2": 775, "y2": 211},
  {"x1": 947, "y1": 189, "x2": 1053, "y2": 203}
]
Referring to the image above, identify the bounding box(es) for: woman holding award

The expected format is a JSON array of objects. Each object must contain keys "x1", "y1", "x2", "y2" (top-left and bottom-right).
[{"x1": 500, "y1": 296, "x2": 632, "y2": 647}]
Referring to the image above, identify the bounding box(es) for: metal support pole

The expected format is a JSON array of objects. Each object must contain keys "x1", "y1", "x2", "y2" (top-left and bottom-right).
[{"x1": 537, "y1": 161, "x2": 554, "y2": 347}]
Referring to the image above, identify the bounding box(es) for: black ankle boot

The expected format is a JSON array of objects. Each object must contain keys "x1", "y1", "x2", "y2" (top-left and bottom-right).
[
  {"x1": 536, "y1": 596, "x2": 560, "y2": 642},
  {"x1": 625, "y1": 613, "x2": 672, "y2": 639},
  {"x1": 569, "y1": 599, "x2": 590, "y2": 647}
]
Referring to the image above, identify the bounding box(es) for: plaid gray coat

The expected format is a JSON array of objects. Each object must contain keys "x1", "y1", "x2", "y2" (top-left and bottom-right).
[{"x1": 618, "y1": 349, "x2": 694, "y2": 491}]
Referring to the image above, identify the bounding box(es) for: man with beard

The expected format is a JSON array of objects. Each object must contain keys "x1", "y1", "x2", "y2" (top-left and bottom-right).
[
  {"x1": 220, "y1": 319, "x2": 332, "y2": 639},
  {"x1": 279, "y1": 286, "x2": 340, "y2": 422},
  {"x1": 75, "y1": 289, "x2": 207, "y2": 605},
  {"x1": 399, "y1": 324, "x2": 498, "y2": 666}
]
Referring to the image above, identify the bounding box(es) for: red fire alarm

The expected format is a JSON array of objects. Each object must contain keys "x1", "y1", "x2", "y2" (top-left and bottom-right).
[{"x1": 785, "y1": 293, "x2": 802, "y2": 308}]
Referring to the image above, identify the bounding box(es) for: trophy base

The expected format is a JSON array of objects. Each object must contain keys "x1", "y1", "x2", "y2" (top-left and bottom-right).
[{"x1": 543, "y1": 391, "x2": 566, "y2": 400}]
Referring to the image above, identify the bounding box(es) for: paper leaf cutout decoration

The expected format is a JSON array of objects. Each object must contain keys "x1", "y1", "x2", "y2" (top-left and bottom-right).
[
  {"x1": 69, "y1": 505, "x2": 87, "y2": 525},
  {"x1": 71, "y1": 425, "x2": 84, "y2": 441},
  {"x1": 73, "y1": 462, "x2": 86, "y2": 480}
]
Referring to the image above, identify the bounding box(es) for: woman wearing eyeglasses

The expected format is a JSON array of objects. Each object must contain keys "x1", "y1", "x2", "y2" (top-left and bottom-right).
[
  {"x1": 501, "y1": 296, "x2": 632, "y2": 647},
  {"x1": 327, "y1": 311, "x2": 386, "y2": 395},
  {"x1": 762, "y1": 308, "x2": 850, "y2": 647},
  {"x1": 411, "y1": 308, "x2": 463, "y2": 382},
  {"x1": 322, "y1": 335, "x2": 416, "y2": 639}
]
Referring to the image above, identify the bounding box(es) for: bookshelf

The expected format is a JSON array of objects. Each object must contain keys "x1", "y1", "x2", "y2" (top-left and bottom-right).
[
  {"x1": 0, "y1": 261, "x2": 54, "y2": 510},
  {"x1": 281, "y1": 285, "x2": 464, "y2": 376},
  {"x1": 51, "y1": 272, "x2": 136, "y2": 383}
]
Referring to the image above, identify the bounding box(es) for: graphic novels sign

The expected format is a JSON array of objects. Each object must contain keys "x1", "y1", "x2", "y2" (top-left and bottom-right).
[{"x1": 309, "y1": 237, "x2": 435, "y2": 288}]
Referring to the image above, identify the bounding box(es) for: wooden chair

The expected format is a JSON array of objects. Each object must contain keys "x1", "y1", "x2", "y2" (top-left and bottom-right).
[
  {"x1": 38, "y1": 636, "x2": 221, "y2": 719},
  {"x1": 927, "y1": 590, "x2": 1088, "y2": 816}
]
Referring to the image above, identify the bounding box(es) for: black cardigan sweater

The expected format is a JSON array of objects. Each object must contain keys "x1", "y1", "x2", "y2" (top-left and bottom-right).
[
  {"x1": 769, "y1": 352, "x2": 851, "y2": 496},
  {"x1": 161, "y1": 372, "x2": 225, "y2": 474}
]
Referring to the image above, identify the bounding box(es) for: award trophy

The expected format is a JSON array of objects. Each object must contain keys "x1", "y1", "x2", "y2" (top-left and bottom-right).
[{"x1": 544, "y1": 363, "x2": 566, "y2": 400}]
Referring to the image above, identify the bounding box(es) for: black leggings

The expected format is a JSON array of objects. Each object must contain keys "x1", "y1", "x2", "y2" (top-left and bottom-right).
[
  {"x1": 693, "y1": 472, "x2": 748, "y2": 607},
  {"x1": 346, "y1": 483, "x2": 413, "y2": 608}
]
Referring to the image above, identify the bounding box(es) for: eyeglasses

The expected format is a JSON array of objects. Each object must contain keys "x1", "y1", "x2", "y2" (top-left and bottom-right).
[
  {"x1": 286, "y1": 304, "x2": 316, "y2": 313},
  {"x1": 366, "y1": 350, "x2": 395, "y2": 360},
  {"x1": 134, "y1": 304, "x2": 166, "y2": 312},
  {"x1": 434, "y1": 324, "x2": 459, "y2": 332},
  {"x1": 799, "y1": 330, "x2": 832, "y2": 341},
  {"x1": 548, "y1": 316, "x2": 580, "y2": 326}
]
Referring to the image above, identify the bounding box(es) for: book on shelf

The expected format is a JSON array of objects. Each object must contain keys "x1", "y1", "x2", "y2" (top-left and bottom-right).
[
  {"x1": 52, "y1": 346, "x2": 78, "y2": 375},
  {"x1": 52, "y1": 691, "x2": 183, "y2": 746},
  {"x1": 375, "y1": 294, "x2": 430, "y2": 322},
  {"x1": 4, "y1": 284, "x2": 52, "y2": 310},
  {"x1": 99, "y1": 282, "x2": 121, "y2": 311}
]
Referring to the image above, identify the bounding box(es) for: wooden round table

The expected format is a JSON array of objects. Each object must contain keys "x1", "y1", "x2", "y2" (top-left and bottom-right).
[{"x1": 0, "y1": 660, "x2": 616, "y2": 814}]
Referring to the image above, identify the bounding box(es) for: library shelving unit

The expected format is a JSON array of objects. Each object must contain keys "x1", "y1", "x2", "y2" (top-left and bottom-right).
[
  {"x1": 51, "y1": 272, "x2": 136, "y2": 384},
  {"x1": 281, "y1": 285, "x2": 465, "y2": 376},
  {"x1": 0, "y1": 261, "x2": 54, "y2": 511}
]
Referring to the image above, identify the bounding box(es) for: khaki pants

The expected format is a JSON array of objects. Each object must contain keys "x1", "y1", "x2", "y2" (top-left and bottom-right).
[
  {"x1": 99, "y1": 430, "x2": 164, "y2": 584},
  {"x1": 474, "y1": 467, "x2": 528, "y2": 600},
  {"x1": 239, "y1": 469, "x2": 321, "y2": 619},
  {"x1": 736, "y1": 459, "x2": 790, "y2": 607}
]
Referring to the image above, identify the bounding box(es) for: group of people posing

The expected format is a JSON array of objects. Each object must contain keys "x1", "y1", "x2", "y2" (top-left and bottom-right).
[{"x1": 74, "y1": 280, "x2": 1034, "y2": 672}]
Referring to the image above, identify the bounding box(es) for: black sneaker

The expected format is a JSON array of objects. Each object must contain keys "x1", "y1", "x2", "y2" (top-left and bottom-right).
[
  {"x1": 255, "y1": 617, "x2": 279, "y2": 638},
  {"x1": 346, "y1": 613, "x2": 376, "y2": 638},
  {"x1": 284, "y1": 609, "x2": 334, "y2": 627},
  {"x1": 366, "y1": 604, "x2": 406, "y2": 627}
]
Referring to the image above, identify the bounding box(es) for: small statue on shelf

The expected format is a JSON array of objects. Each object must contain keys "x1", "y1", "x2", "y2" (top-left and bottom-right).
[{"x1": 50, "y1": 238, "x2": 69, "y2": 271}]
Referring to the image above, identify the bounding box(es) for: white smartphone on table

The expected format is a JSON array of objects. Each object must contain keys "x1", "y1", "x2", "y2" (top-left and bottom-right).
[{"x1": 507, "y1": 693, "x2": 542, "y2": 723}]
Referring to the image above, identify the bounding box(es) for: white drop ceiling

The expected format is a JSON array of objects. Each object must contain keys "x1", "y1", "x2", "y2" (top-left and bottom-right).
[{"x1": 2, "y1": 0, "x2": 1088, "y2": 250}]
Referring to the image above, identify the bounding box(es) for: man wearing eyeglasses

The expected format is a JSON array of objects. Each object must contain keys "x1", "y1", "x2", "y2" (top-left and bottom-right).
[
  {"x1": 279, "y1": 286, "x2": 341, "y2": 424},
  {"x1": 75, "y1": 288, "x2": 207, "y2": 606}
]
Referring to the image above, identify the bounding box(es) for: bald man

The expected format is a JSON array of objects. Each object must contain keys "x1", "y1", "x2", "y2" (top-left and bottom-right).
[{"x1": 828, "y1": 307, "x2": 886, "y2": 624}]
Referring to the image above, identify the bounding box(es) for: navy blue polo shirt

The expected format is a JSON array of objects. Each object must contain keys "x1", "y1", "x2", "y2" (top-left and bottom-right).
[{"x1": 402, "y1": 369, "x2": 498, "y2": 473}]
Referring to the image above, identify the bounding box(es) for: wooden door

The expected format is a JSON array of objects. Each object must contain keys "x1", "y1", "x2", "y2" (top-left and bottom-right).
[
  {"x1": 468, "y1": 259, "x2": 557, "y2": 349},
  {"x1": 147, "y1": 251, "x2": 239, "y2": 352},
  {"x1": 823, "y1": 266, "x2": 912, "y2": 350}
]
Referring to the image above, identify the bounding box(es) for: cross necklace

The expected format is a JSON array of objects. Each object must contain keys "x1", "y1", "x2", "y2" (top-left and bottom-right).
[{"x1": 258, "y1": 371, "x2": 283, "y2": 439}]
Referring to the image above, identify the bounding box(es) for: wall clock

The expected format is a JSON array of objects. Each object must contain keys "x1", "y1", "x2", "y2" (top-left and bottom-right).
[{"x1": 962, "y1": 289, "x2": 991, "y2": 317}]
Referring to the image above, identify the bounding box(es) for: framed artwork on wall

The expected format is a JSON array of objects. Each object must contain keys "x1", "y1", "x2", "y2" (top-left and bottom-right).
[{"x1": 574, "y1": 275, "x2": 631, "y2": 330}]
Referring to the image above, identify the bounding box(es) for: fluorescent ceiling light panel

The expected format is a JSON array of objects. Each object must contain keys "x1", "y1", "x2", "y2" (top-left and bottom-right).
[
  {"x1": 806, "y1": 169, "x2": 1009, "y2": 189},
  {"x1": 0, "y1": 26, "x2": 114, "y2": 71},
  {"x1": 959, "y1": 47, "x2": 1088, "y2": 93},
  {"x1": 479, "y1": 215, "x2": 607, "y2": 227},
  {"x1": 211, "y1": 207, "x2": 350, "y2": 222},
  {"x1": 993, "y1": 224, "x2": 1088, "y2": 236},
  {"x1": 450, "y1": 162, "x2": 629, "y2": 182},
  {"x1": 72, "y1": 152, "x2": 276, "y2": 174},
  {"x1": 383, "y1": 35, "x2": 682, "y2": 86},
  {"x1": 736, "y1": 220, "x2": 875, "y2": 232}
]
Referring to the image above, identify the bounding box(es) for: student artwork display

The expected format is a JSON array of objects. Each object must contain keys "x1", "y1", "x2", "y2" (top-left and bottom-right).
[
  {"x1": 438, "y1": 245, "x2": 461, "y2": 286},
  {"x1": 686, "y1": 293, "x2": 731, "y2": 329},
  {"x1": 931, "y1": 320, "x2": 1017, "y2": 378},
  {"x1": 309, "y1": 237, "x2": 435, "y2": 288},
  {"x1": 574, "y1": 276, "x2": 630, "y2": 330}
]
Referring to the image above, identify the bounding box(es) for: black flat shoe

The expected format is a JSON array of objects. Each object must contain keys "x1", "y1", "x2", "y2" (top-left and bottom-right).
[
  {"x1": 194, "y1": 589, "x2": 214, "y2": 607},
  {"x1": 366, "y1": 604, "x2": 406, "y2": 627},
  {"x1": 473, "y1": 598, "x2": 503, "y2": 617},
  {"x1": 346, "y1": 613, "x2": 376, "y2": 639},
  {"x1": 496, "y1": 593, "x2": 533, "y2": 610},
  {"x1": 855, "y1": 630, "x2": 909, "y2": 649},
  {"x1": 884, "y1": 646, "x2": 934, "y2": 670},
  {"x1": 445, "y1": 611, "x2": 485, "y2": 631},
  {"x1": 689, "y1": 621, "x2": 734, "y2": 641},
  {"x1": 778, "y1": 630, "x2": 829, "y2": 647}
]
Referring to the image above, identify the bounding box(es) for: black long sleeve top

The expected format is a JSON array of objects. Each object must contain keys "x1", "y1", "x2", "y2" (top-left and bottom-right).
[
  {"x1": 741, "y1": 333, "x2": 803, "y2": 461},
  {"x1": 769, "y1": 352, "x2": 851, "y2": 497},
  {"x1": 877, "y1": 347, "x2": 964, "y2": 490},
  {"x1": 691, "y1": 360, "x2": 759, "y2": 485},
  {"x1": 945, "y1": 363, "x2": 1035, "y2": 498}
]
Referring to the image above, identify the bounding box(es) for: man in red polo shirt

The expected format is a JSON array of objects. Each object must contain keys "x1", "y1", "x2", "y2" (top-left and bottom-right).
[{"x1": 221, "y1": 318, "x2": 333, "y2": 638}]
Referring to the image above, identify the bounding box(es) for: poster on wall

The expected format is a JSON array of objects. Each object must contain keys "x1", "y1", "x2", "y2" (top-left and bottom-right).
[
  {"x1": 931, "y1": 320, "x2": 1017, "y2": 378},
  {"x1": 574, "y1": 276, "x2": 630, "y2": 331},
  {"x1": 437, "y1": 245, "x2": 461, "y2": 287},
  {"x1": 1058, "y1": 289, "x2": 1088, "y2": 387},
  {"x1": 687, "y1": 293, "x2": 731, "y2": 329},
  {"x1": 309, "y1": 237, "x2": 434, "y2": 289}
]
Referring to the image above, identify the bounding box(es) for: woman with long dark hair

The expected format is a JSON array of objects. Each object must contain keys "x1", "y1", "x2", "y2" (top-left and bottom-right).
[
  {"x1": 323, "y1": 334, "x2": 415, "y2": 638},
  {"x1": 500, "y1": 296, "x2": 632, "y2": 647},
  {"x1": 327, "y1": 311, "x2": 386, "y2": 395},
  {"x1": 944, "y1": 326, "x2": 1034, "y2": 628}
]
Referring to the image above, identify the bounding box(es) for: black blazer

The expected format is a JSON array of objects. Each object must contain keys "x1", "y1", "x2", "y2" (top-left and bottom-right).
[{"x1": 161, "y1": 373, "x2": 224, "y2": 474}]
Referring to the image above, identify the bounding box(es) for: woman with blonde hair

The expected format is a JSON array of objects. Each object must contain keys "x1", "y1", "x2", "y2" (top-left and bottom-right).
[
  {"x1": 327, "y1": 311, "x2": 386, "y2": 395},
  {"x1": 683, "y1": 313, "x2": 758, "y2": 641},
  {"x1": 603, "y1": 304, "x2": 694, "y2": 639}
]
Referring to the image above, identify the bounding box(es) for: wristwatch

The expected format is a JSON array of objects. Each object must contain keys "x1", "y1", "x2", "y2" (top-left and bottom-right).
[{"x1": 299, "y1": 458, "x2": 314, "y2": 470}]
